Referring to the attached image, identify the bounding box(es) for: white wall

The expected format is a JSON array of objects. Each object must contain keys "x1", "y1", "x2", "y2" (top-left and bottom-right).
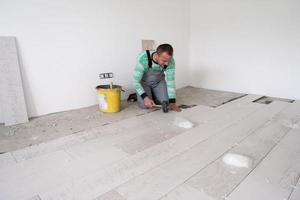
[
  {"x1": 0, "y1": 0, "x2": 190, "y2": 117},
  {"x1": 3, "y1": 0, "x2": 299, "y2": 118},
  {"x1": 190, "y1": 0, "x2": 300, "y2": 100}
]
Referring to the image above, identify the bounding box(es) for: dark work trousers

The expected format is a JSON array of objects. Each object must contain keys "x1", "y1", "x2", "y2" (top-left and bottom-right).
[{"x1": 137, "y1": 68, "x2": 169, "y2": 109}]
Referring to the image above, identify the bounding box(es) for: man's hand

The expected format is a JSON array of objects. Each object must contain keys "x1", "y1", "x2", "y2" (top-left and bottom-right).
[
  {"x1": 170, "y1": 103, "x2": 182, "y2": 112},
  {"x1": 144, "y1": 97, "x2": 154, "y2": 108}
]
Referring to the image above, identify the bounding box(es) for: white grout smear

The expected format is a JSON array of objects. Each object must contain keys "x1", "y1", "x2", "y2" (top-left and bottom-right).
[
  {"x1": 178, "y1": 121, "x2": 194, "y2": 129},
  {"x1": 288, "y1": 123, "x2": 299, "y2": 129},
  {"x1": 222, "y1": 153, "x2": 253, "y2": 168},
  {"x1": 281, "y1": 120, "x2": 300, "y2": 129},
  {"x1": 174, "y1": 117, "x2": 194, "y2": 129}
]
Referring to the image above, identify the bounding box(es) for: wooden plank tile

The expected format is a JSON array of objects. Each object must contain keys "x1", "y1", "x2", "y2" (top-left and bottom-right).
[
  {"x1": 0, "y1": 36, "x2": 28, "y2": 126},
  {"x1": 0, "y1": 107, "x2": 214, "y2": 199},
  {"x1": 0, "y1": 150, "x2": 71, "y2": 200},
  {"x1": 116, "y1": 96, "x2": 263, "y2": 155},
  {"x1": 115, "y1": 102, "x2": 288, "y2": 200},
  {"x1": 3, "y1": 105, "x2": 211, "y2": 164},
  {"x1": 0, "y1": 95, "x2": 262, "y2": 199},
  {"x1": 0, "y1": 146, "x2": 128, "y2": 200},
  {"x1": 2, "y1": 93, "x2": 251, "y2": 165},
  {"x1": 95, "y1": 190, "x2": 125, "y2": 200},
  {"x1": 1, "y1": 94, "x2": 257, "y2": 165},
  {"x1": 227, "y1": 122, "x2": 300, "y2": 200},
  {"x1": 183, "y1": 102, "x2": 300, "y2": 199},
  {"x1": 163, "y1": 101, "x2": 300, "y2": 200},
  {"x1": 161, "y1": 185, "x2": 217, "y2": 200},
  {"x1": 37, "y1": 97, "x2": 263, "y2": 200}
]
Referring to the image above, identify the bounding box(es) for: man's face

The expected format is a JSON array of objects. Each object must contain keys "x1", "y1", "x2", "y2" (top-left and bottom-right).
[{"x1": 157, "y1": 52, "x2": 172, "y2": 66}]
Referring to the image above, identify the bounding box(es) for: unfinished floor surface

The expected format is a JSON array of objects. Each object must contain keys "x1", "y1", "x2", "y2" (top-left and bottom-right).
[
  {"x1": 0, "y1": 88, "x2": 299, "y2": 200},
  {"x1": 0, "y1": 87, "x2": 244, "y2": 152}
]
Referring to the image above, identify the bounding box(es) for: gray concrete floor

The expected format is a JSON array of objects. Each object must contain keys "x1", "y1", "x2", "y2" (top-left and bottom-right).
[
  {"x1": 0, "y1": 86, "x2": 244, "y2": 152},
  {"x1": 0, "y1": 87, "x2": 299, "y2": 200}
]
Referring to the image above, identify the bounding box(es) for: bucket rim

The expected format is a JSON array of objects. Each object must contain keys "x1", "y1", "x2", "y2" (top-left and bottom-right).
[{"x1": 96, "y1": 84, "x2": 122, "y2": 90}]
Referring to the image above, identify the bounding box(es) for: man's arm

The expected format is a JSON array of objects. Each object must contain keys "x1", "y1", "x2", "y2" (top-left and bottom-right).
[
  {"x1": 165, "y1": 58, "x2": 176, "y2": 103},
  {"x1": 133, "y1": 53, "x2": 155, "y2": 108},
  {"x1": 165, "y1": 58, "x2": 181, "y2": 112},
  {"x1": 133, "y1": 61, "x2": 146, "y2": 97}
]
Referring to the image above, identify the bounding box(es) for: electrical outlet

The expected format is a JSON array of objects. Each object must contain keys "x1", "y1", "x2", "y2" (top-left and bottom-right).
[
  {"x1": 99, "y1": 72, "x2": 114, "y2": 79},
  {"x1": 108, "y1": 72, "x2": 113, "y2": 78},
  {"x1": 99, "y1": 73, "x2": 105, "y2": 79}
]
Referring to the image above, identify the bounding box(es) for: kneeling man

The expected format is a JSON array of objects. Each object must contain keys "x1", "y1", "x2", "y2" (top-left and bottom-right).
[{"x1": 133, "y1": 44, "x2": 181, "y2": 112}]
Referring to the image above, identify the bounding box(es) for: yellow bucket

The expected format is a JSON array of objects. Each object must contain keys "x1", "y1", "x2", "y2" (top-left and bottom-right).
[{"x1": 96, "y1": 84, "x2": 121, "y2": 113}]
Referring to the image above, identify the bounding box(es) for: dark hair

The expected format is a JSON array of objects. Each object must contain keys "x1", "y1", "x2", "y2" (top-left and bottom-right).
[{"x1": 156, "y1": 44, "x2": 173, "y2": 56}]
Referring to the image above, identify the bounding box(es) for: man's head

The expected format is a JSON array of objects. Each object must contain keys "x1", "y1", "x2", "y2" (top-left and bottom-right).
[{"x1": 155, "y1": 44, "x2": 173, "y2": 66}]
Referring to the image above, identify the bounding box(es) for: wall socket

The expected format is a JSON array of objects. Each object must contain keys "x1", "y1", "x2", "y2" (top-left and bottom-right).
[{"x1": 99, "y1": 72, "x2": 113, "y2": 79}]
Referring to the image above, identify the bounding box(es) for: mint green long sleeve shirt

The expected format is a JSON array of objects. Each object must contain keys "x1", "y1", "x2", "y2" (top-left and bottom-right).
[{"x1": 133, "y1": 51, "x2": 176, "y2": 103}]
